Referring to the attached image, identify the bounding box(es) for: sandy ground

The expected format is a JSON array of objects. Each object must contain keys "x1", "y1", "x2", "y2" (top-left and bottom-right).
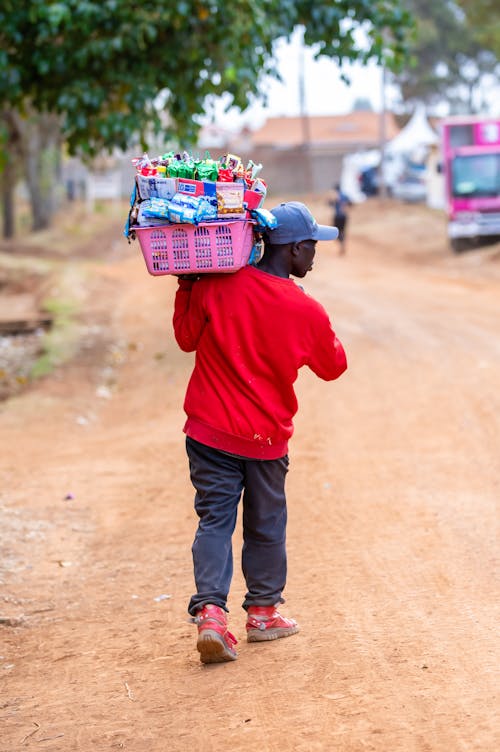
[{"x1": 0, "y1": 199, "x2": 499, "y2": 751}]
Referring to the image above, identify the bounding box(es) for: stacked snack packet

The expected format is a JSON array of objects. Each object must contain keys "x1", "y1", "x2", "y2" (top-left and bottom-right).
[{"x1": 125, "y1": 151, "x2": 268, "y2": 234}]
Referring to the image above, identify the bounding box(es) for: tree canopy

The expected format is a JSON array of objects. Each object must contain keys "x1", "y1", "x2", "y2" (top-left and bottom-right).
[
  {"x1": 456, "y1": 0, "x2": 500, "y2": 54},
  {"x1": 391, "y1": 0, "x2": 499, "y2": 113},
  {"x1": 0, "y1": 0, "x2": 413, "y2": 156}
]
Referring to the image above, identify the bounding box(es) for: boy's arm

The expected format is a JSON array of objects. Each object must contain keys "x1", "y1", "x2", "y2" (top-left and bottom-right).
[
  {"x1": 173, "y1": 277, "x2": 207, "y2": 352},
  {"x1": 307, "y1": 315, "x2": 347, "y2": 381}
]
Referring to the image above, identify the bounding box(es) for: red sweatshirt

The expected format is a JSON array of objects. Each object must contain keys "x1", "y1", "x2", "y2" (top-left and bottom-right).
[{"x1": 173, "y1": 265, "x2": 347, "y2": 460}]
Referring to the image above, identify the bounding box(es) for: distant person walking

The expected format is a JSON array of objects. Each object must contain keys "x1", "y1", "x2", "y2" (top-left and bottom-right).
[{"x1": 329, "y1": 184, "x2": 352, "y2": 256}]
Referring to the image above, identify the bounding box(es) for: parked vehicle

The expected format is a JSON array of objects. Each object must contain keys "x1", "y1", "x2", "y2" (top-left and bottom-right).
[
  {"x1": 441, "y1": 116, "x2": 500, "y2": 252},
  {"x1": 359, "y1": 166, "x2": 379, "y2": 196},
  {"x1": 391, "y1": 160, "x2": 427, "y2": 203},
  {"x1": 392, "y1": 175, "x2": 426, "y2": 203}
]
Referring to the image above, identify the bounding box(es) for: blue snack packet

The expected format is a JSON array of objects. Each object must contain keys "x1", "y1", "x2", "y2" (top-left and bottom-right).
[
  {"x1": 143, "y1": 197, "x2": 170, "y2": 218},
  {"x1": 250, "y1": 207, "x2": 278, "y2": 230},
  {"x1": 167, "y1": 202, "x2": 198, "y2": 224},
  {"x1": 168, "y1": 193, "x2": 217, "y2": 224}
]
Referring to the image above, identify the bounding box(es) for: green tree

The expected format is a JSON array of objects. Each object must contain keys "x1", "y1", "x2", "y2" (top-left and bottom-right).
[
  {"x1": 0, "y1": 0, "x2": 413, "y2": 236},
  {"x1": 391, "y1": 0, "x2": 499, "y2": 114},
  {"x1": 456, "y1": 0, "x2": 500, "y2": 54}
]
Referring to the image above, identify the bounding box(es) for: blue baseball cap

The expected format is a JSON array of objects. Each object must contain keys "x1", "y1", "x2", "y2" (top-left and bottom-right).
[{"x1": 267, "y1": 201, "x2": 339, "y2": 244}]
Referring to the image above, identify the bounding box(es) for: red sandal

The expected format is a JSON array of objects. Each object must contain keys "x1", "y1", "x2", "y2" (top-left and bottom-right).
[
  {"x1": 193, "y1": 604, "x2": 238, "y2": 663},
  {"x1": 246, "y1": 605, "x2": 299, "y2": 642}
]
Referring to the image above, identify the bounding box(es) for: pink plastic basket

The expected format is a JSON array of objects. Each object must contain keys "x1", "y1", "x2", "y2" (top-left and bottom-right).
[{"x1": 135, "y1": 220, "x2": 255, "y2": 276}]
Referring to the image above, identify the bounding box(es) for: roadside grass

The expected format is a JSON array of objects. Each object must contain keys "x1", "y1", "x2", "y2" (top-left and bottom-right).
[
  {"x1": 30, "y1": 287, "x2": 82, "y2": 379},
  {"x1": 0, "y1": 200, "x2": 127, "y2": 397},
  {"x1": 0, "y1": 199, "x2": 129, "y2": 257}
]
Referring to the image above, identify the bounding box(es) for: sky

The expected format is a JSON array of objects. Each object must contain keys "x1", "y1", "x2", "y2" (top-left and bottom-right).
[
  {"x1": 203, "y1": 27, "x2": 500, "y2": 132},
  {"x1": 202, "y1": 29, "x2": 400, "y2": 132}
]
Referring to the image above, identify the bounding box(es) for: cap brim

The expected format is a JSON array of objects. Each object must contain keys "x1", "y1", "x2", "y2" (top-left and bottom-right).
[{"x1": 312, "y1": 224, "x2": 339, "y2": 241}]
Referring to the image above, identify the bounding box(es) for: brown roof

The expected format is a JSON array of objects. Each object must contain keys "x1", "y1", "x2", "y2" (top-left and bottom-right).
[{"x1": 251, "y1": 112, "x2": 400, "y2": 148}]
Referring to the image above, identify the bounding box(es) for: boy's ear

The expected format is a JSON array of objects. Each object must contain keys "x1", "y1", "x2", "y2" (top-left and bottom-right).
[{"x1": 290, "y1": 242, "x2": 300, "y2": 257}]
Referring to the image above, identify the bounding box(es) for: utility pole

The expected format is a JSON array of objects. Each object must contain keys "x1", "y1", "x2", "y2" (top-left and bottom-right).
[
  {"x1": 298, "y1": 31, "x2": 313, "y2": 194},
  {"x1": 378, "y1": 62, "x2": 387, "y2": 198},
  {"x1": 299, "y1": 42, "x2": 311, "y2": 146}
]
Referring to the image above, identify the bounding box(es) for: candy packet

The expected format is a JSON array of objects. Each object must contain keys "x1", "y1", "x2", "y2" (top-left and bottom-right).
[
  {"x1": 137, "y1": 201, "x2": 170, "y2": 226},
  {"x1": 196, "y1": 158, "x2": 219, "y2": 182},
  {"x1": 246, "y1": 160, "x2": 263, "y2": 181},
  {"x1": 167, "y1": 154, "x2": 195, "y2": 179},
  {"x1": 142, "y1": 197, "x2": 171, "y2": 218},
  {"x1": 167, "y1": 203, "x2": 198, "y2": 224},
  {"x1": 168, "y1": 193, "x2": 217, "y2": 224},
  {"x1": 250, "y1": 207, "x2": 278, "y2": 230},
  {"x1": 217, "y1": 166, "x2": 232, "y2": 182}
]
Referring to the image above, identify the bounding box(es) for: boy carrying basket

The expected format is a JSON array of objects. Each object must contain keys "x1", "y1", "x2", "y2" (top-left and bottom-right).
[{"x1": 173, "y1": 201, "x2": 347, "y2": 663}]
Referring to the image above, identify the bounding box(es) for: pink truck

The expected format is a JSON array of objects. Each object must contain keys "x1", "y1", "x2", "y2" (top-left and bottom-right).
[{"x1": 441, "y1": 116, "x2": 500, "y2": 252}]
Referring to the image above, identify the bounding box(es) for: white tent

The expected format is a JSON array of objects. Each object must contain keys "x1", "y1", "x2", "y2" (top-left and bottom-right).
[
  {"x1": 340, "y1": 107, "x2": 440, "y2": 200},
  {"x1": 340, "y1": 150, "x2": 379, "y2": 202},
  {"x1": 386, "y1": 105, "x2": 438, "y2": 156}
]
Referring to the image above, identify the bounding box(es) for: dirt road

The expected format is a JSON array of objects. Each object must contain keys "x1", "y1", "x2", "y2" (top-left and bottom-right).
[{"x1": 1, "y1": 200, "x2": 499, "y2": 751}]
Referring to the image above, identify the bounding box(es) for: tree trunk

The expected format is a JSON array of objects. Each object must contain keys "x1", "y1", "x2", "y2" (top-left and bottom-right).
[
  {"x1": 1, "y1": 108, "x2": 22, "y2": 239},
  {"x1": 2, "y1": 169, "x2": 15, "y2": 239},
  {"x1": 25, "y1": 120, "x2": 45, "y2": 231},
  {"x1": 8, "y1": 107, "x2": 62, "y2": 232},
  {"x1": 2, "y1": 106, "x2": 62, "y2": 236},
  {"x1": 24, "y1": 114, "x2": 61, "y2": 231}
]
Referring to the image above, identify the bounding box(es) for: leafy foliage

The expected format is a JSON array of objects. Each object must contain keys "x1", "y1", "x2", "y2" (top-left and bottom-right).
[
  {"x1": 455, "y1": 0, "x2": 500, "y2": 55},
  {"x1": 0, "y1": 0, "x2": 413, "y2": 156},
  {"x1": 391, "y1": 0, "x2": 499, "y2": 113}
]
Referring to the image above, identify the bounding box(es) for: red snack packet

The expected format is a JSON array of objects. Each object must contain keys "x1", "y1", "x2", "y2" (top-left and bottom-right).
[{"x1": 218, "y1": 167, "x2": 234, "y2": 182}]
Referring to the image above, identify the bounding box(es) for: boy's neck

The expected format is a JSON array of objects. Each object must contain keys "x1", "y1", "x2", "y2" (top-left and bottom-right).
[
  {"x1": 255, "y1": 259, "x2": 289, "y2": 279},
  {"x1": 256, "y1": 248, "x2": 292, "y2": 279}
]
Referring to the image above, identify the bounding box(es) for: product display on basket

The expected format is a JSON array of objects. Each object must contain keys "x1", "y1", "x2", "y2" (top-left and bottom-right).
[
  {"x1": 246, "y1": 605, "x2": 299, "y2": 642},
  {"x1": 193, "y1": 604, "x2": 238, "y2": 664},
  {"x1": 124, "y1": 148, "x2": 269, "y2": 276}
]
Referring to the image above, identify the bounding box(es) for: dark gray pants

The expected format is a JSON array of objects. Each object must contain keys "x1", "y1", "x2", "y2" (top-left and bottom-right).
[{"x1": 186, "y1": 437, "x2": 289, "y2": 615}]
